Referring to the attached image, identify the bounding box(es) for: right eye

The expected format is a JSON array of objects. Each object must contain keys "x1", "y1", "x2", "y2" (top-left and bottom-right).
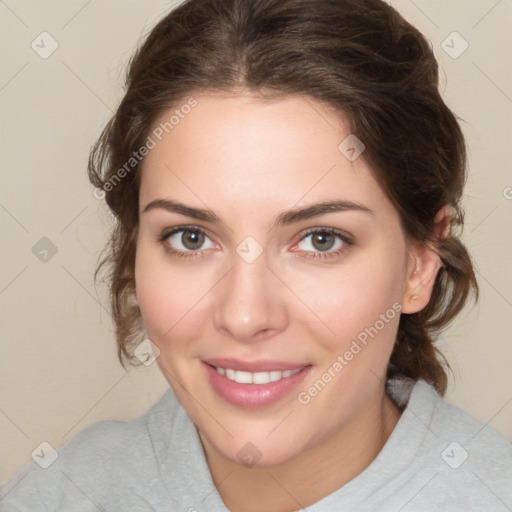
[{"x1": 158, "y1": 226, "x2": 216, "y2": 258}]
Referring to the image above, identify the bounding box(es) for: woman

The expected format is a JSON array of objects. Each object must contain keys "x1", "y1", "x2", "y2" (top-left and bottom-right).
[{"x1": 4, "y1": 0, "x2": 511, "y2": 510}]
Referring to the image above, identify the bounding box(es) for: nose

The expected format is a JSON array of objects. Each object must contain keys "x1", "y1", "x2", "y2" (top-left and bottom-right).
[{"x1": 213, "y1": 252, "x2": 289, "y2": 343}]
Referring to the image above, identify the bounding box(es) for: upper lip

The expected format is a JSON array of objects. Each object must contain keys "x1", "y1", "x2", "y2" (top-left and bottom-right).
[{"x1": 202, "y1": 357, "x2": 310, "y2": 373}]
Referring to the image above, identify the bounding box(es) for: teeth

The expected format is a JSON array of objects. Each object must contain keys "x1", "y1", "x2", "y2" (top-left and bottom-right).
[
  {"x1": 269, "y1": 371, "x2": 282, "y2": 382},
  {"x1": 235, "y1": 371, "x2": 253, "y2": 384},
  {"x1": 215, "y1": 366, "x2": 302, "y2": 384}
]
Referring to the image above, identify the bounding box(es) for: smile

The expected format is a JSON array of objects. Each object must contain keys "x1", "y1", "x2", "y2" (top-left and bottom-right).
[
  {"x1": 215, "y1": 366, "x2": 303, "y2": 385},
  {"x1": 203, "y1": 361, "x2": 312, "y2": 408}
]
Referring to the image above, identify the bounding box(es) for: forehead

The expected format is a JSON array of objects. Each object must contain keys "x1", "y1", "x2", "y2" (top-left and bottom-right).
[{"x1": 139, "y1": 92, "x2": 388, "y2": 217}]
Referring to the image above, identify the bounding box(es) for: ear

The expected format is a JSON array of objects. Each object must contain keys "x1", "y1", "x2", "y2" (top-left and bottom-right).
[{"x1": 401, "y1": 205, "x2": 452, "y2": 314}]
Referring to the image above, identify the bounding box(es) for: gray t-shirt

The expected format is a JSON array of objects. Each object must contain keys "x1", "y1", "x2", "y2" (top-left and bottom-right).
[{"x1": 2, "y1": 378, "x2": 512, "y2": 511}]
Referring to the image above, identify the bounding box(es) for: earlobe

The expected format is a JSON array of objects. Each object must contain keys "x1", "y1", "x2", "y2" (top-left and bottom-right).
[
  {"x1": 401, "y1": 205, "x2": 452, "y2": 314},
  {"x1": 402, "y1": 246, "x2": 442, "y2": 313}
]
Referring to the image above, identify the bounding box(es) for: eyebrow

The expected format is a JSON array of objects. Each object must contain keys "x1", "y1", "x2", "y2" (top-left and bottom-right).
[{"x1": 141, "y1": 198, "x2": 374, "y2": 227}]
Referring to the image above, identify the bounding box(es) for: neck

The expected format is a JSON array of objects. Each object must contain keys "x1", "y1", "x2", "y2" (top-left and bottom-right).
[{"x1": 199, "y1": 386, "x2": 402, "y2": 512}]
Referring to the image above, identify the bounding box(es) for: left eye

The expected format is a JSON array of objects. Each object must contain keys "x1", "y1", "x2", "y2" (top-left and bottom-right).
[{"x1": 296, "y1": 229, "x2": 348, "y2": 253}]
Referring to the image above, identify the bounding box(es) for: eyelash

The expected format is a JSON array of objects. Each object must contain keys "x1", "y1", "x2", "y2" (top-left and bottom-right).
[{"x1": 156, "y1": 226, "x2": 353, "y2": 261}]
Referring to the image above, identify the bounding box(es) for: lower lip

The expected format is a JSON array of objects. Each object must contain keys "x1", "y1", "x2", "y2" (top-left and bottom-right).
[{"x1": 203, "y1": 362, "x2": 312, "y2": 409}]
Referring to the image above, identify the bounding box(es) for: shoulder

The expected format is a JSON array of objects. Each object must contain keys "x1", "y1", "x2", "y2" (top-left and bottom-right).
[
  {"x1": 55, "y1": 387, "x2": 177, "y2": 474},
  {"x1": 390, "y1": 377, "x2": 511, "y2": 456},
  {"x1": 2, "y1": 389, "x2": 178, "y2": 511},
  {"x1": 415, "y1": 379, "x2": 511, "y2": 461},
  {"x1": 396, "y1": 379, "x2": 512, "y2": 510}
]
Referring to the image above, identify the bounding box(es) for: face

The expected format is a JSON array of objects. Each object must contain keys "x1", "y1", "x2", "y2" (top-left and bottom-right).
[{"x1": 134, "y1": 92, "x2": 422, "y2": 467}]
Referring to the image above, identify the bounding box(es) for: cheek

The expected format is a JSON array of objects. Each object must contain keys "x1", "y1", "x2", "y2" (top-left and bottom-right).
[
  {"x1": 289, "y1": 250, "x2": 407, "y2": 353},
  {"x1": 134, "y1": 245, "x2": 207, "y2": 345}
]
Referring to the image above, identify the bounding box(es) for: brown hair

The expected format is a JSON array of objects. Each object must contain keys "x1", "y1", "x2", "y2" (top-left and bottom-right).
[{"x1": 88, "y1": 0, "x2": 478, "y2": 395}]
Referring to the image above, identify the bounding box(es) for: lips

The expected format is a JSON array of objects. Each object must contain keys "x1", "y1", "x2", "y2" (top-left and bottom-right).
[{"x1": 202, "y1": 358, "x2": 312, "y2": 409}]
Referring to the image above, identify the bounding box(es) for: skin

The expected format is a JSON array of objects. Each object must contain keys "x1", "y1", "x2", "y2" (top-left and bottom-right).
[{"x1": 134, "y1": 91, "x2": 446, "y2": 512}]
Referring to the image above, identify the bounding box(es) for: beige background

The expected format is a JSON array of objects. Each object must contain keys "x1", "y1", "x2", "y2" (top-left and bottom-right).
[{"x1": 1, "y1": 0, "x2": 511, "y2": 486}]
